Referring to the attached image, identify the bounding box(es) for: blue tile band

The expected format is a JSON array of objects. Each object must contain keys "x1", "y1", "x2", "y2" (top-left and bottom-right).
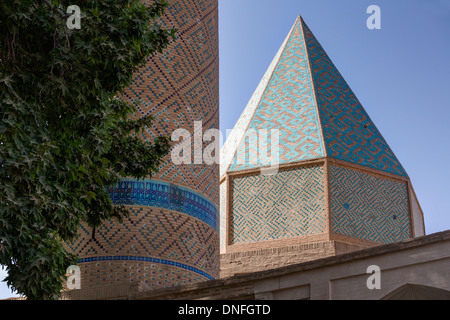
[
  {"x1": 77, "y1": 256, "x2": 214, "y2": 280},
  {"x1": 107, "y1": 179, "x2": 219, "y2": 233}
]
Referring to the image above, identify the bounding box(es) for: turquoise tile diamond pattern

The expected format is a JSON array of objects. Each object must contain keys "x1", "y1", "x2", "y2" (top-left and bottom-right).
[
  {"x1": 230, "y1": 165, "x2": 326, "y2": 245},
  {"x1": 302, "y1": 19, "x2": 407, "y2": 177},
  {"x1": 229, "y1": 20, "x2": 324, "y2": 172},
  {"x1": 330, "y1": 165, "x2": 411, "y2": 244}
]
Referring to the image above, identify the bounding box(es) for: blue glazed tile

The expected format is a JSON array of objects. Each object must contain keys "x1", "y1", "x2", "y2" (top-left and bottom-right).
[
  {"x1": 78, "y1": 256, "x2": 214, "y2": 280},
  {"x1": 107, "y1": 179, "x2": 218, "y2": 233}
]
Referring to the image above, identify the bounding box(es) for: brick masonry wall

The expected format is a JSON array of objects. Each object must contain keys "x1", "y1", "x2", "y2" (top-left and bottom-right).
[
  {"x1": 67, "y1": 0, "x2": 220, "y2": 291},
  {"x1": 128, "y1": 231, "x2": 450, "y2": 301},
  {"x1": 229, "y1": 165, "x2": 326, "y2": 246},
  {"x1": 220, "y1": 241, "x2": 372, "y2": 278},
  {"x1": 66, "y1": 206, "x2": 220, "y2": 289},
  {"x1": 220, "y1": 180, "x2": 226, "y2": 253},
  {"x1": 329, "y1": 164, "x2": 411, "y2": 244},
  {"x1": 76, "y1": 260, "x2": 209, "y2": 290},
  {"x1": 128, "y1": 0, "x2": 220, "y2": 205},
  {"x1": 409, "y1": 184, "x2": 425, "y2": 237}
]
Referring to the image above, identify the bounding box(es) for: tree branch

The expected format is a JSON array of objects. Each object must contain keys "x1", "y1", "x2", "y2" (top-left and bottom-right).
[{"x1": 42, "y1": 0, "x2": 70, "y2": 19}]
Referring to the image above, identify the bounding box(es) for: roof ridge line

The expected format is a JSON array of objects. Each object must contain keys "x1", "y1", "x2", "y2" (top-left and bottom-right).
[
  {"x1": 220, "y1": 17, "x2": 297, "y2": 177},
  {"x1": 298, "y1": 16, "x2": 328, "y2": 159}
]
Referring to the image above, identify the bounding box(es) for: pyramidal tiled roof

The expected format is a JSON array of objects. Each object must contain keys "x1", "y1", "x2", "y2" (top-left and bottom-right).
[{"x1": 221, "y1": 15, "x2": 407, "y2": 178}]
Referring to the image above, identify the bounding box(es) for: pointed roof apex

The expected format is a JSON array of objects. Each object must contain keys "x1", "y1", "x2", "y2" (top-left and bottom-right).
[
  {"x1": 221, "y1": 15, "x2": 407, "y2": 178},
  {"x1": 292, "y1": 14, "x2": 303, "y2": 29}
]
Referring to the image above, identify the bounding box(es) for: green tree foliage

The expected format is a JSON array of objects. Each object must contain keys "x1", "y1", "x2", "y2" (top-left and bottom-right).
[{"x1": 0, "y1": 0, "x2": 175, "y2": 299}]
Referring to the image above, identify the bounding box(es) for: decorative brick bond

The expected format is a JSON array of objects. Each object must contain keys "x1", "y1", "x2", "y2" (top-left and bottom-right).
[
  {"x1": 230, "y1": 165, "x2": 326, "y2": 245},
  {"x1": 220, "y1": 241, "x2": 373, "y2": 278},
  {"x1": 68, "y1": 0, "x2": 220, "y2": 292},
  {"x1": 329, "y1": 164, "x2": 411, "y2": 244},
  {"x1": 66, "y1": 206, "x2": 219, "y2": 289},
  {"x1": 76, "y1": 260, "x2": 210, "y2": 291}
]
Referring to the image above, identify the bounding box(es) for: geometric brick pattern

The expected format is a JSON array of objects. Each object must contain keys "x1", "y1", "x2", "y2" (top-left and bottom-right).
[
  {"x1": 230, "y1": 165, "x2": 326, "y2": 245},
  {"x1": 69, "y1": 0, "x2": 220, "y2": 290},
  {"x1": 229, "y1": 19, "x2": 324, "y2": 172},
  {"x1": 76, "y1": 260, "x2": 209, "y2": 290},
  {"x1": 77, "y1": 257, "x2": 213, "y2": 281},
  {"x1": 120, "y1": 0, "x2": 220, "y2": 205},
  {"x1": 66, "y1": 206, "x2": 220, "y2": 287},
  {"x1": 302, "y1": 19, "x2": 407, "y2": 177},
  {"x1": 330, "y1": 165, "x2": 411, "y2": 244}
]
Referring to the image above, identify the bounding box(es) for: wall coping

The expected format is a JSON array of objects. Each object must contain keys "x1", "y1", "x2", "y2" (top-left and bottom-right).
[{"x1": 133, "y1": 230, "x2": 450, "y2": 300}]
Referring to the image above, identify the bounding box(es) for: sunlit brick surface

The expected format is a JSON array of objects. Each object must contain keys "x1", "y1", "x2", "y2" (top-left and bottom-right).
[{"x1": 68, "y1": 0, "x2": 220, "y2": 291}]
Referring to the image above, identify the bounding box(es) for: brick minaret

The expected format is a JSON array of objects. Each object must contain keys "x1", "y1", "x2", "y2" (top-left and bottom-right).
[{"x1": 67, "y1": 0, "x2": 220, "y2": 294}]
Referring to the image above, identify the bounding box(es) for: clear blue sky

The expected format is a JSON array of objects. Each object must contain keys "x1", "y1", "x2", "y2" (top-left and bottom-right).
[{"x1": 1, "y1": 0, "x2": 449, "y2": 300}]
